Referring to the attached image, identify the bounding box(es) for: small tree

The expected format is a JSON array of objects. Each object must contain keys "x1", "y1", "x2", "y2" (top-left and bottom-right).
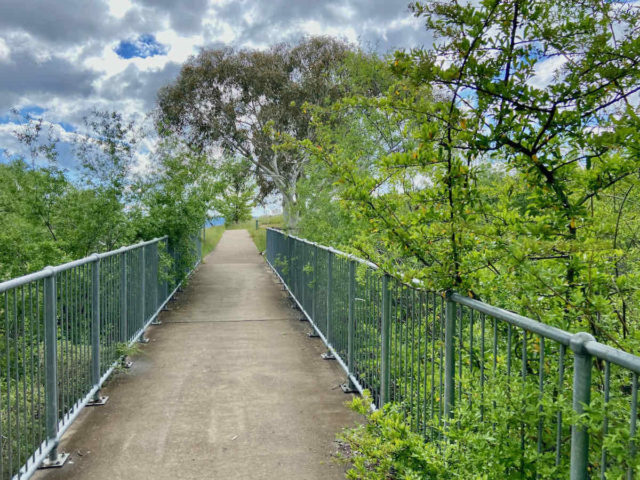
[{"x1": 212, "y1": 157, "x2": 256, "y2": 226}]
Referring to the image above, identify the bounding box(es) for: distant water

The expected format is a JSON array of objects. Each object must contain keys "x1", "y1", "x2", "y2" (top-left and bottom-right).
[{"x1": 206, "y1": 217, "x2": 225, "y2": 227}]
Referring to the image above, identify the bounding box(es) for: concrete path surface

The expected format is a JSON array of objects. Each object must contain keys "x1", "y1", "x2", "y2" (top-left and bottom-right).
[{"x1": 34, "y1": 230, "x2": 358, "y2": 480}]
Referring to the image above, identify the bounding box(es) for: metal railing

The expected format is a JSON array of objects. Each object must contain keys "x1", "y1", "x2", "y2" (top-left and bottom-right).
[
  {"x1": 0, "y1": 233, "x2": 202, "y2": 480},
  {"x1": 266, "y1": 228, "x2": 640, "y2": 480}
]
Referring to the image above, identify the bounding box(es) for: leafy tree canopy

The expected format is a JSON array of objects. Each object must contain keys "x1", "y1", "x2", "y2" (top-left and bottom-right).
[{"x1": 156, "y1": 36, "x2": 363, "y2": 230}]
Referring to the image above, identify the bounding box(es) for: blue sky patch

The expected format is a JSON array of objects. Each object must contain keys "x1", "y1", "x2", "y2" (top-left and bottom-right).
[
  {"x1": 114, "y1": 34, "x2": 169, "y2": 59},
  {"x1": 19, "y1": 105, "x2": 46, "y2": 116},
  {"x1": 58, "y1": 122, "x2": 76, "y2": 133},
  {"x1": 0, "y1": 105, "x2": 46, "y2": 124}
]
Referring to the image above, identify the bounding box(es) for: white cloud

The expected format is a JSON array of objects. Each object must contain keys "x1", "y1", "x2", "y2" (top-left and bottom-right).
[
  {"x1": 0, "y1": 0, "x2": 432, "y2": 174},
  {"x1": 529, "y1": 55, "x2": 567, "y2": 90},
  {"x1": 0, "y1": 37, "x2": 9, "y2": 62},
  {"x1": 108, "y1": 0, "x2": 134, "y2": 19}
]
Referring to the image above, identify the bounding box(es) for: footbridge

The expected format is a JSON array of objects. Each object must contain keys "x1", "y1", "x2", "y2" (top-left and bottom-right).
[
  {"x1": 3, "y1": 228, "x2": 640, "y2": 480},
  {"x1": 2, "y1": 231, "x2": 356, "y2": 480}
]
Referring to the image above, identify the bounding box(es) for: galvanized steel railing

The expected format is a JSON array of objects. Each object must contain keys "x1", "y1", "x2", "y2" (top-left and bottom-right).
[
  {"x1": 0, "y1": 233, "x2": 202, "y2": 480},
  {"x1": 266, "y1": 228, "x2": 640, "y2": 480}
]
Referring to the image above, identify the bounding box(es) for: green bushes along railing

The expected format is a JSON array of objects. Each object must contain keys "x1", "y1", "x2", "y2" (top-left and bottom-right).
[{"x1": 266, "y1": 228, "x2": 640, "y2": 479}]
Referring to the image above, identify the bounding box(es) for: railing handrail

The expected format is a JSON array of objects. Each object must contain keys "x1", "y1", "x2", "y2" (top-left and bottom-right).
[
  {"x1": 1, "y1": 231, "x2": 201, "y2": 480},
  {"x1": 0, "y1": 236, "x2": 169, "y2": 294},
  {"x1": 267, "y1": 227, "x2": 640, "y2": 373},
  {"x1": 266, "y1": 227, "x2": 379, "y2": 269}
]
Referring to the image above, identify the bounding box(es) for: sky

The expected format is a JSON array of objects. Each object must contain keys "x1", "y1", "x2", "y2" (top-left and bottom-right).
[{"x1": 0, "y1": 0, "x2": 431, "y2": 180}]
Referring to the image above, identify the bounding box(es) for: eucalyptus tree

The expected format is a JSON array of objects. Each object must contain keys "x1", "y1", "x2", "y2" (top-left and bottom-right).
[{"x1": 156, "y1": 36, "x2": 354, "y2": 231}]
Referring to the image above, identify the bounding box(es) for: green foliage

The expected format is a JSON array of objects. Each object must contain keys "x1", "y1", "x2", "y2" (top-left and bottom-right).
[
  {"x1": 342, "y1": 377, "x2": 640, "y2": 479},
  {"x1": 339, "y1": 392, "x2": 443, "y2": 480},
  {"x1": 0, "y1": 111, "x2": 146, "y2": 280},
  {"x1": 210, "y1": 157, "x2": 256, "y2": 226},
  {"x1": 0, "y1": 160, "x2": 69, "y2": 278},
  {"x1": 305, "y1": 0, "x2": 640, "y2": 348},
  {"x1": 132, "y1": 139, "x2": 213, "y2": 285},
  {"x1": 157, "y1": 37, "x2": 370, "y2": 230},
  {"x1": 76, "y1": 110, "x2": 137, "y2": 192}
]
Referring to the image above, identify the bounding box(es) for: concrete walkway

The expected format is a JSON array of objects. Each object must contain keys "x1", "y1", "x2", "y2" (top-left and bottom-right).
[{"x1": 34, "y1": 230, "x2": 358, "y2": 480}]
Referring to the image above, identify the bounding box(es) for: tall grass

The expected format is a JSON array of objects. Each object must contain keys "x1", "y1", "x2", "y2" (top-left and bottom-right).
[{"x1": 202, "y1": 225, "x2": 225, "y2": 257}]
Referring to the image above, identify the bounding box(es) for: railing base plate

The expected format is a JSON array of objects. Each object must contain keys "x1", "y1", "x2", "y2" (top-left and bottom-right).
[
  {"x1": 122, "y1": 360, "x2": 133, "y2": 369},
  {"x1": 87, "y1": 395, "x2": 109, "y2": 406},
  {"x1": 321, "y1": 352, "x2": 336, "y2": 360},
  {"x1": 151, "y1": 319, "x2": 162, "y2": 325},
  {"x1": 307, "y1": 330, "x2": 320, "y2": 338},
  {"x1": 39, "y1": 453, "x2": 69, "y2": 469},
  {"x1": 138, "y1": 337, "x2": 150, "y2": 344},
  {"x1": 340, "y1": 382, "x2": 357, "y2": 394}
]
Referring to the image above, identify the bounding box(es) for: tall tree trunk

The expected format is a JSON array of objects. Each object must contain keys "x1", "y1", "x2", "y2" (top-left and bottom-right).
[
  {"x1": 272, "y1": 166, "x2": 301, "y2": 233},
  {"x1": 282, "y1": 194, "x2": 300, "y2": 233}
]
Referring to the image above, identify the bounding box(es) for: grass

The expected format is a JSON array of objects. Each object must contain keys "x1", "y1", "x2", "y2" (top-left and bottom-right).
[
  {"x1": 226, "y1": 214, "x2": 284, "y2": 252},
  {"x1": 202, "y1": 225, "x2": 225, "y2": 257}
]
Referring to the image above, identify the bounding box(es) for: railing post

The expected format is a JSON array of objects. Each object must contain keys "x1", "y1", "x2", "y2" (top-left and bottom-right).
[
  {"x1": 92, "y1": 257, "x2": 100, "y2": 387},
  {"x1": 163, "y1": 239, "x2": 169, "y2": 304},
  {"x1": 151, "y1": 242, "x2": 161, "y2": 324},
  {"x1": 88, "y1": 255, "x2": 108, "y2": 406},
  {"x1": 444, "y1": 291, "x2": 456, "y2": 428},
  {"x1": 569, "y1": 332, "x2": 595, "y2": 480},
  {"x1": 40, "y1": 268, "x2": 68, "y2": 468},
  {"x1": 308, "y1": 244, "x2": 320, "y2": 338},
  {"x1": 120, "y1": 251, "x2": 127, "y2": 342},
  {"x1": 292, "y1": 240, "x2": 298, "y2": 296},
  {"x1": 139, "y1": 245, "x2": 149, "y2": 343},
  {"x1": 380, "y1": 274, "x2": 391, "y2": 407},
  {"x1": 341, "y1": 260, "x2": 357, "y2": 393},
  {"x1": 312, "y1": 245, "x2": 318, "y2": 322},
  {"x1": 322, "y1": 251, "x2": 335, "y2": 359},
  {"x1": 155, "y1": 243, "x2": 159, "y2": 310},
  {"x1": 287, "y1": 235, "x2": 293, "y2": 287}
]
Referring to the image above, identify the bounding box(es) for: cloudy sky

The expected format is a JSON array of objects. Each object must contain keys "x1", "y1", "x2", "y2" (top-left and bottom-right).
[{"x1": 0, "y1": 0, "x2": 430, "y2": 171}]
